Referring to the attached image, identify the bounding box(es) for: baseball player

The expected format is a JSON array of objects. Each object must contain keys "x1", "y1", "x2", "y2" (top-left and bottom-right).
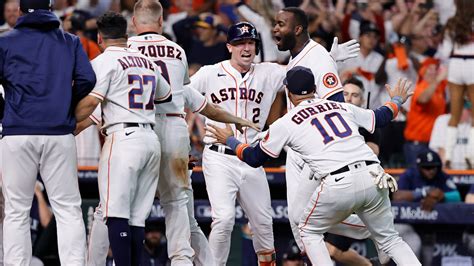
[
  {"x1": 127, "y1": 1, "x2": 259, "y2": 265},
  {"x1": 84, "y1": 3, "x2": 259, "y2": 265},
  {"x1": 0, "y1": 0, "x2": 95, "y2": 264},
  {"x1": 271, "y1": 8, "x2": 396, "y2": 261},
  {"x1": 74, "y1": 12, "x2": 171, "y2": 266},
  {"x1": 207, "y1": 67, "x2": 421, "y2": 265},
  {"x1": 190, "y1": 22, "x2": 289, "y2": 266}
]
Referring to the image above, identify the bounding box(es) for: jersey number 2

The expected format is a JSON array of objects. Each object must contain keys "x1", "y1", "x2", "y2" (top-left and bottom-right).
[
  {"x1": 311, "y1": 112, "x2": 352, "y2": 144},
  {"x1": 128, "y1": 74, "x2": 156, "y2": 110}
]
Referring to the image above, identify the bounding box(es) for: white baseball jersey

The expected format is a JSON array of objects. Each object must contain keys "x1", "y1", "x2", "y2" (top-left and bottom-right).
[
  {"x1": 260, "y1": 98, "x2": 379, "y2": 174},
  {"x1": 286, "y1": 40, "x2": 343, "y2": 110},
  {"x1": 183, "y1": 85, "x2": 207, "y2": 113},
  {"x1": 89, "y1": 46, "x2": 171, "y2": 128},
  {"x1": 190, "y1": 60, "x2": 285, "y2": 143},
  {"x1": 128, "y1": 34, "x2": 190, "y2": 115}
]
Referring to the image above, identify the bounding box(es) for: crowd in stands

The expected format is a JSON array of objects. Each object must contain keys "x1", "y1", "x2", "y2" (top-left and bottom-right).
[
  {"x1": 0, "y1": 0, "x2": 473, "y2": 264},
  {"x1": 1, "y1": 0, "x2": 472, "y2": 170}
]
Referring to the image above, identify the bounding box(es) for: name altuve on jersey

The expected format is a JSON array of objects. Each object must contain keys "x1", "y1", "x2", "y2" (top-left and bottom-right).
[
  {"x1": 118, "y1": 55, "x2": 156, "y2": 71},
  {"x1": 291, "y1": 102, "x2": 348, "y2": 124}
]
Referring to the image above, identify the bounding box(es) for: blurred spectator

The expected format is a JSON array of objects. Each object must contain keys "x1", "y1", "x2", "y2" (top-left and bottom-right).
[
  {"x1": 392, "y1": 149, "x2": 462, "y2": 259},
  {"x1": 398, "y1": 0, "x2": 439, "y2": 54},
  {"x1": 343, "y1": 76, "x2": 381, "y2": 155},
  {"x1": 75, "y1": 0, "x2": 113, "y2": 17},
  {"x1": 164, "y1": 0, "x2": 192, "y2": 41},
  {"x1": 437, "y1": 0, "x2": 474, "y2": 169},
  {"x1": 301, "y1": 0, "x2": 339, "y2": 50},
  {"x1": 0, "y1": 0, "x2": 19, "y2": 33},
  {"x1": 341, "y1": 0, "x2": 386, "y2": 45},
  {"x1": 173, "y1": 12, "x2": 229, "y2": 67},
  {"x1": 141, "y1": 221, "x2": 170, "y2": 266},
  {"x1": 466, "y1": 184, "x2": 474, "y2": 203},
  {"x1": 282, "y1": 240, "x2": 304, "y2": 266},
  {"x1": 430, "y1": 99, "x2": 471, "y2": 169},
  {"x1": 339, "y1": 21, "x2": 384, "y2": 109},
  {"x1": 63, "y1": 10, "x2": 101, "y2": 60},
  {"x1": 376, "y1": 40, "x2": 417, "y2": 166},
  {"x1": 403, "y1": 58, "x2": 447, "y2": 167}
]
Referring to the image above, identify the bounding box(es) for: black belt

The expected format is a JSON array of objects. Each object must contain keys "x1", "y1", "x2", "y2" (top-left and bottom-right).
[
  {"x1": 450, "y1": 55, "x2": 474, "y2": 59},
  {"x1": 103, "y1": 123, "x2": 153, "y2": 136},
  {"x1": 330, "y1": 161, "x2": 377, "y2": 175},
  {"x1": 208, "y1": 145, "x2": 236, "y2": 156}
]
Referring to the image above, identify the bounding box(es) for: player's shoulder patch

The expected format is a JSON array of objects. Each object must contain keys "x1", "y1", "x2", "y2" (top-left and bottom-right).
[{"x1": 323, "y1": 73, "x2": 339, "y2": 88}]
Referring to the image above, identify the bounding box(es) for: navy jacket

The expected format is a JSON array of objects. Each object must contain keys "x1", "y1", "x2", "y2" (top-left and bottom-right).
[{"x1": 0, "y1": 10, "x2": 96, "y2": 135}]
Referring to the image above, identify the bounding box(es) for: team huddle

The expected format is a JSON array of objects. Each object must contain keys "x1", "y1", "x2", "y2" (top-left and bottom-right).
[{"x1": 0, "y1": 0, "x2": 422, "y2": 265}]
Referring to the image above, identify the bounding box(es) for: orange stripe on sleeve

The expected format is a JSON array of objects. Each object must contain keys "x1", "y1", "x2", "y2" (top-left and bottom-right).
[{"x1": 384, "y1": 102, "x2": 399, "y2": 119}]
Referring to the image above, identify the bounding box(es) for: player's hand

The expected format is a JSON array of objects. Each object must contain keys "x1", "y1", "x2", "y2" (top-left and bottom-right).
[
  {"x1": 427, "y1": 188, "x2": 444, "y2": 201},
  {"x1": 330, "y1": 37, "x2": 360, "y2": 62},
  {"x1": 370, "y1": 166, "x2": 398, "y2": 192},
  {"x1": 385, "y1": 78, "x2": 413, "y2": 104},
  {"x1": 235, "y1": 119, "x2": 261, "y2": 134},
  {"x1": 250, "y1": 130, "x2": 268, "y2": 145},
  {"x1": 205, "y1": 123, "x2": 234, "y2": 145},
  {"x1": 421, "y1": 196, "x2": 437, "y2": 211},
  {"x1": 34, "y1": 181, "x2": 44, "y2": 197}
]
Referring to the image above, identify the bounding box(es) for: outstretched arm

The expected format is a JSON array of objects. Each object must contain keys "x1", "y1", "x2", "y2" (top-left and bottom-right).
[
  {"x1": 200, "y1": 103, "x2": 260, "y2": 133},
  {"x1": 206, "y1": 124, "x2": 271, "y2": 167}
]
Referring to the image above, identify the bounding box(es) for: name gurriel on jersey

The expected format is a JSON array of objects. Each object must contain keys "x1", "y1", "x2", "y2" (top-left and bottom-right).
[
  {"x1": 117, "y1": 56, "x2": 156, "y2": 71},
  {"x1": 291, "y1": 102, "x2": 348, "y2": 125}
]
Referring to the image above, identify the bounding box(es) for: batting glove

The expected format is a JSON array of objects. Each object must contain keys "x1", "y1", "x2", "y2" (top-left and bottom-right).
[
  {"x1": 329, "y1": 37, "x2": 360, "y2": 62},
  {"x1": 370, "y1": 166, "x2": 398, "y2": 192}
]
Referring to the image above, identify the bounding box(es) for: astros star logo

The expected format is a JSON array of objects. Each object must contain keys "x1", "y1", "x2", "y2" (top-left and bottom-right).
[{"x1": 240, "y1": 25, "x2": 249, "y2": 33}]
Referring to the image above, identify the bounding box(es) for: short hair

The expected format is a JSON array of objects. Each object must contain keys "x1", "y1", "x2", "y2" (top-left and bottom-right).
[
  {"x1": 343, "y1": 76, "x2": 365, "y2": 93},
  {"x1": 96, "y1": 11, "x2": 127, "y2": 39},
  {"x1": 134, "y1": 0, "x2": 163, "y2": 25},
  {"x1": 281, "y1": 7, "x2": 308, "y2": 32}
]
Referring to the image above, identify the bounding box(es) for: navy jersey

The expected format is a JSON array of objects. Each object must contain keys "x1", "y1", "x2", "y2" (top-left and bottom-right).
[{"x1": 398, "y1": 167, "x2": 458, "y2": 201}]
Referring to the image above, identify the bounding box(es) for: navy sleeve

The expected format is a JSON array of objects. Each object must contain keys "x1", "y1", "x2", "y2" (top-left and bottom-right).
[
  {"x1": 470, "y1": 184, "x2": 474, "y2": 194},
  {"x1": 72, "y1": 37, "x2": 96, "y2": 107},
  {"x1": 226, "y1": 137, "x2": 272, "y2": 168},
  {"x1": 327, "y1": 91, "x2": 345, "y2": 103},
  {"x1": 0, "y1": 41, "x2": 4, "y2": 84},
  {"x1": 397, "y1": 170, "x2": 413, "y2": 190},
  {"x1": 374, "y1": 106, "x2": 394, "y2": 128}
]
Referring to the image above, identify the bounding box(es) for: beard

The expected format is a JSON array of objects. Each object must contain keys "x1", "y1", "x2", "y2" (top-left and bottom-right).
[{"x1": 278, "y1": 34, "x2": 297, "y2": 51}]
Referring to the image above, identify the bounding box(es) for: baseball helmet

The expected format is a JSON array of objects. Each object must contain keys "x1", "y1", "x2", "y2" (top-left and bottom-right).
[{"x1": 227, "y1": 22, "x2": 260, "y2": 54}]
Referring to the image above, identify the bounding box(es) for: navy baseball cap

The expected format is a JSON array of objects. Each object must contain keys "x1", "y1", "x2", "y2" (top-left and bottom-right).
[
  {"x1": 416, "y1": 150, "x2": 442, "y2": 167},
  {"x1": 20, "y1": 0, "x2": 52, "y2": 13},
  {"x1": 284, "y1": 66, "x2": 316, "y2": 95},
  {"x1": 360, "y1": 20, "x2": 380, "y2": 36}
]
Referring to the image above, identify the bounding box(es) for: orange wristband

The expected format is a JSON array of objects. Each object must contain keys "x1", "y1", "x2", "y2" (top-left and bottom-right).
[{"x1": 236, "y1": 143, "x2": 250, "y2": 160}]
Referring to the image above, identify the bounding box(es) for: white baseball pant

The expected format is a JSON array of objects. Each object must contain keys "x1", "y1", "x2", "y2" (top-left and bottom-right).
[
  {"x1": 155, "y1": 115, "x2": 195, "y2": 265},
  {"x1": 2, "y1": 135, "x2": 86, "y2": 266},
  {"x1": 299, "y1": 161, "x2": 420, "y2": 265},
  {"x1": 202, "y1": 147, "x2": 274, "y2": 265},
  {"x1": 286, "y1": 149, "x2": 370, "y2": 252},
  {"x1": 98, "y1": 127, "x2": 160, "y2": 227}
]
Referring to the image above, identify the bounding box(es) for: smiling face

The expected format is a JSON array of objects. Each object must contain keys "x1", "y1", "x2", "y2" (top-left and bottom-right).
[
  {"x1": 227, "y1": 39, "x2": 257, "y2": 71},
  {"x1": 273, "y1": 11, "x2": 297, "y2": 51}
]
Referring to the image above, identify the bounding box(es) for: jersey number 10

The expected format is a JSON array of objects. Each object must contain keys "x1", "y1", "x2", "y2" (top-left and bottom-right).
[{"x1": 311, "y1": 112, "x2": 352, "y2": 144}]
